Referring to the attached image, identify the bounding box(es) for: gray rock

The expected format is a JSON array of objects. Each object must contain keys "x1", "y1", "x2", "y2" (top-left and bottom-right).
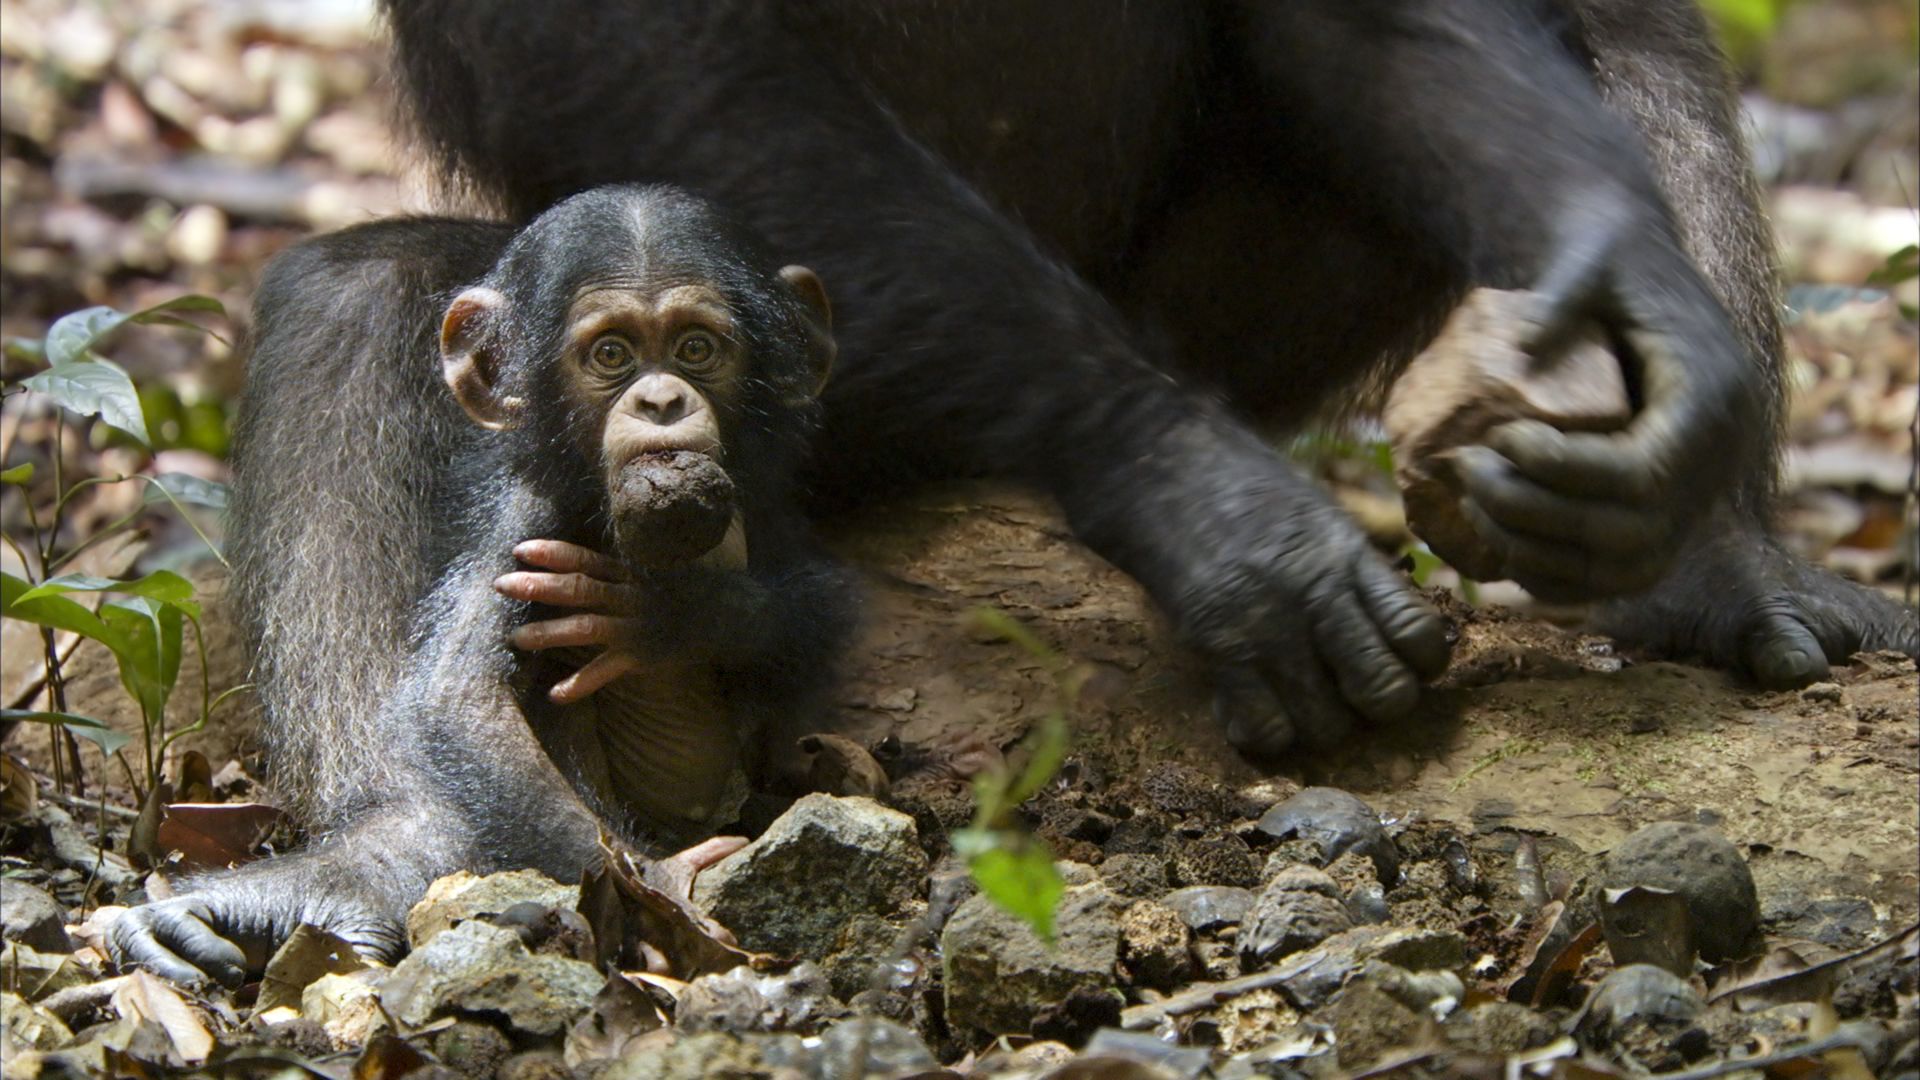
[
  {"x1": 405, "y1": 869, "x2": 580, "y2": 949},
  {"x1": 1241, "y1": 865, "x2": 1353, "y2": 968},
  {"x1": 1602, "y1": 822, "x2": 1762, "y2": 962},
  {"x1": 1162, "y1": 886, "x2": 1254, "y2": 933},
  {"x1": 815, "y1": 1018, "x2": 938, "y2": 1078},
  {"x1": 694, "y1": 794, "x2": 925, "y2": 958},
  {"x1": 1100, "y1": 853, "x2": 1169, "y2": 899},
  {"x1": 676, "y1": 962, "x2": 841, "y2": 1034},
  {"x1": 1084, "y1": 1027, "x2": 1212, "y2": 1078},
  {"x1": 1445, "y1": 1001, "x2": 1558, "y2": 1054},
  {"x1": 1256, "y1": 787, "x2": 1399, "y2": 883},
  {"x1": 1118, "y1": 900, "x2": 1193, "y2": 990},
  {"x1": 942, "y1": 882, "x2": 1121, "y2": 1035},
  {"x1": 1582, "y1": 963, "x2": 1702, "y2": 1028},
  {"x1": 382, "y1": 920, "x2": 604, "y2": 1036},
  {"x1": 1, "y1": 881, "x2": 72, "y2": 953}
]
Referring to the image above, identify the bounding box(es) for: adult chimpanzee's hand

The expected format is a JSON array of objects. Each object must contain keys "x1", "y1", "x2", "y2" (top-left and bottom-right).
[
  {"x1": 109, "y1": 880, "x2": 402, "y2": 989},
  {"x1": 1449, "y1": 208, "x2": 1764, "y2": 603},
  {"x1": 1069, "y1": 442, "x2": 1452, "y2": 758}
]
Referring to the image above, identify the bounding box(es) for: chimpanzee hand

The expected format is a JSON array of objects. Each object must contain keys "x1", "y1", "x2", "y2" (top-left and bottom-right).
[
  {"x1": 496, "y1": 539, "x2": 764, "y2": 701},
  {"x1": 1449, "y1": 207, "x2": 1764, "y2": 603},
  {"x1": 1084, "y1": 458, "x2": 1451, "y2": 757},
  {"x1": 109, "y1": 879, "x2": 403, "y2": 989}
]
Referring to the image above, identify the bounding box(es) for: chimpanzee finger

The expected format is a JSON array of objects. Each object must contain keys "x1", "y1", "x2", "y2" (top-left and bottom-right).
[
  {"x1": 1744, "y1": 605, "x2": 1831, "y2": 689},
  {"x1": 494, "y1": 570, "x2": 623, "y2": 609},
  {"x1": 549, "y1": 651, "x2": 644, "y2": 703},
  {"x1": 1255, "y1": 655, "x2": 1359, "y2": 751},
  {"x1": 1453, "y1": 446, "x2": 1670, "y2": 556},
  {"x1": 644, "y1": 835, "x2": 751, "y2": 897},
  {"x1": 112, "y1": 901, "x2": 248, "y2": 988},
  {"x1": 1482, "y1": 421, "x2": 1665, "y2": 505},
  {"x1": 510, "y1": 613, "x2": 623, "y2": 651},
  {"x1": 1212, "y1": 665, "x2": 1296, "y2": 756},
  {"x1": 1306, "y1": 588, "x2": 1422, "y2": 723},
  {"x1": 512, "y1": 539, "x2": 630, "y2": 582},
  {"x1": 1353, "y1": 558, "x2": 1450, "y2": 680},
  {"x1": 1457, "y1": 500, "x2": 1666, "y2": 599}
]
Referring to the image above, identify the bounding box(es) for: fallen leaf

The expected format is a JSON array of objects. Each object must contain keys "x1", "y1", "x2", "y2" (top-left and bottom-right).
[
  {"x1": 257, "y1": 923, "x2": 366, "y2": 1015},
  {"x1": 155, "y1": 801, "x2": 284, "y2": 869},
  {"x1": 111, "y1": 970, "x2": 212, "y2": 1064},
  {"x1": 564, "y1": 971, "x2": 669, "y2": 1068}
]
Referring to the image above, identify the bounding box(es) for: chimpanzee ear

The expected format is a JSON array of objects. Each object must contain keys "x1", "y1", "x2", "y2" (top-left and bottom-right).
[
  {"x1": 777, "y1": 265, "x2": 835, "y2": 401},
  {"x1": 440, "y1": 287, "x2": 523, "y2": 430}
]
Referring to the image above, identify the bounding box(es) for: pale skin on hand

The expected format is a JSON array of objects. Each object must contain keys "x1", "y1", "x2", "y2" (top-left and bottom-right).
[{"x1": 495, "y1": 538, "x2": 650, "y2": 703}]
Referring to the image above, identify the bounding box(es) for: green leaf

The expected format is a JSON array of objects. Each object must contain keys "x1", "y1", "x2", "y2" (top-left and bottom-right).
[
  {"x1": 0, "y1": 463, "x2": 31, "y2": 485},
  {"x1": 143, "y1": 472, "x2": 229, "y2": 510},
  {"x1": 1867, "y1": 244, "x2": 1920, "y2": 288},
  {"x1": 957, "y1": 829, "x2": 1064, "y2": 943},
  {"x1": 1004, "y1": 712, "x2": 1069, "y2": 809},
  {"x1": 22, "y1": 360, "x2": 151, "y2": 446},
  {"x1": 101, "y1": 597, "x2": 184, "y2": 723},
  {"x1": 42, "y1": 297, "x2": 226, "y2": 368},
  {"x1": 17, "y1": 570, "x2": 200, "y2": 619},
  {"x1": 2, "y1": 571, "x2": 122, "y2": 648},
  {"x1": 4, "y1": 337, "x2": 46, "y2": 364},
  {"x1": 0, "y1": 709, "x2": 132, "y2": 755},
  {"x1": 1401, "y1": 543, "x2": 1445, "y2": 587},
  {"x1": 44, "y1": 306, "x2": 130, "y2": 366}
]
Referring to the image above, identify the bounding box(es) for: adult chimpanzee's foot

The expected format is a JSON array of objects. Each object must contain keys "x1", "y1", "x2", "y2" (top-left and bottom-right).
[{"x1": 1594, "y1": 516, "x2": 1919, "y2": 685}]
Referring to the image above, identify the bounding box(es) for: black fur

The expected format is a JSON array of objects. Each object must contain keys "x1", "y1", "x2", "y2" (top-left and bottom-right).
[{"x1": 109, "y1": 187, "x2": 853, "y2": 986}]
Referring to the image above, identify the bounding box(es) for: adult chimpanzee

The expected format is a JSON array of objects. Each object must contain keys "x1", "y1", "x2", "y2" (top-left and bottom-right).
[
  {"x1": 381, "y1": 0, "x2": 1917, "y2": 753},
  {"x1": 110, "y1": 185, "x2": 850, "y2": 985}
]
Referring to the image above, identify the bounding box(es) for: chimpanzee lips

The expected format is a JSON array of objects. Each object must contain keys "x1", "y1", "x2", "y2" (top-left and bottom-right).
[{"x1": 609, "y1": 449, "x2": 736, "y2": 568}]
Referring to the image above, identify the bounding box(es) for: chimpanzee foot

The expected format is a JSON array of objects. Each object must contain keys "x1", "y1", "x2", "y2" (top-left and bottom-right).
[
  {"x1": 110, "y1": 883, "x2": 403, "y2": 989},
  {"x1": 1594, "y1": 525, "x2": 1919, "y2": 686}
]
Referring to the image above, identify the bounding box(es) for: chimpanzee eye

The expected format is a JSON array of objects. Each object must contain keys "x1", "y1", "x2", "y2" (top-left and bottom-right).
[
  {"x1": 588, "y1": 336, "x2": 633, "y2": 372},
  {"x1": 674, "y1": 331, "x2": 720, "y2": 371}
]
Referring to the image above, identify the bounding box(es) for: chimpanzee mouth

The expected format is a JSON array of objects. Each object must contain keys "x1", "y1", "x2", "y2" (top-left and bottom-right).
[{"x1": 608, "y1": 449, "x2": 737, "y2": 569}]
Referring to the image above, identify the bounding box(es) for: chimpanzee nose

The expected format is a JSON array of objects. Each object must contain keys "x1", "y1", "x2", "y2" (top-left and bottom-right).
[{"x1": 631, "y1": 374, "x2": 697, "y2": 427}]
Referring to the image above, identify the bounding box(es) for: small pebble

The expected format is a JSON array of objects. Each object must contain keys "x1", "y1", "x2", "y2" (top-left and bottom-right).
[
  {"x1": 1256, "y1": 787, "x2": 1400, "y2": 883},
  {"x1": 1602, "y1": 821, "x2": 1762, "y2": 962}
]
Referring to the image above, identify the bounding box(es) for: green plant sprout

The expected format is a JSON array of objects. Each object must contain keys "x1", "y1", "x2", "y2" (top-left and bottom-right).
[
  {"x1": 951, "y1": 607, "x2": 1076, "y2": 943},
  {"x1": 1, "y1": 298, "x2": 248, "y2": 805}
]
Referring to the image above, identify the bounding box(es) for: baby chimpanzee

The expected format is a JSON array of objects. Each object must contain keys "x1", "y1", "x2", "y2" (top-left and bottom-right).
[{"x1": 111, "y1": 185, "x2": 853, "y2": 986}]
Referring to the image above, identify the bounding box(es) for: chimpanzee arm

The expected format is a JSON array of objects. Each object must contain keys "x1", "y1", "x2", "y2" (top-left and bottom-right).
[
  {"x1": 1224, "y1": 0, "x2": 1767, "y2": 601},
  {"x1": 112, "y1": 503, "x2": 607, "y2": 986}
]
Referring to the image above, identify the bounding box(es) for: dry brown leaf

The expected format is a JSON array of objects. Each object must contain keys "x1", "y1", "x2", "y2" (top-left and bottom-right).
[
  {"x1": 564, "y1": 971, "x2": 669, "y2": 1068},
  {"x1": 256, "y1": 923, "x2": 367, "y2": 1016},
  {"x1": 111, "y1": 970, "x2": 213, "y2": 1064},
  {"x1": 155, "y1": 800, "x2": 285, "y2": 869}
]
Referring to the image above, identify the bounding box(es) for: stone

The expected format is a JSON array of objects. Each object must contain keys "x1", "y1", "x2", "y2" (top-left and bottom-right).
[
  {"x1": 1099, "y1": 852, "x2": 1169, "y2": 899},
  {"x1": 694, "y1": 794, "x2": 925, "y2": 958},
  {"x1": 1119, "y1": 900, "x2": 1194, "y2": 990},
  {"x1": 1256, "y1": 788, "x2": 1399, "y2": 883},
  {"x1": 942, "y1": 882, "x2": 1122, "y2": 1035},
  {"x1": 1162, "y1": 886, "x2": 1255, "y2": 933},
  {"x1": 382, "y1": 919, "x2": 604, "y2": 1036},
  {"x1": 302, "y1": 968, "x2": 389, "y2": 1049},
  {"x1": 405, "y1": 869, "x2": 580, "y2": 949},
  {"x1": 1384, "y1": 287, "x2": 1632, "y2": 580},
  {"x1": 676, "y1": 963, "x2": 840, "y2": 1034},
  {"x1": 1241, "y1": 866, "x2": 1354, "y2": 969},
  {"x1": 1602, "y1": 822, "x2": 1763, "y2": 962},
  {"x1": 1445, "y1": 1001, "x2": 1558, "y2": 1054},
  {"x1": 1, "y1": 881, "x2": 72, "y2": 953}
]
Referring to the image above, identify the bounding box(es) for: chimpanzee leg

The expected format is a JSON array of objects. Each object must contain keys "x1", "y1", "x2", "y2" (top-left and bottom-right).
[
  {"x1": 382, "y1": 1, "x2": 1450, "y2": 754},
  {"x1": 1570, "y1": 0, "x2": 1919, "y2": 677}
]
